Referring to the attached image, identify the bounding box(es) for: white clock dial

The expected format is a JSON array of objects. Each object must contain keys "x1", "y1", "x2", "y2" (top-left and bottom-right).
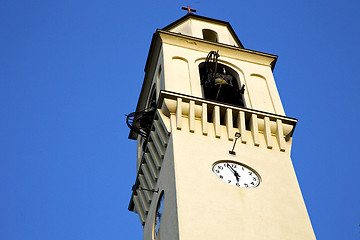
[{"x1": 212, "y1": 161, "x2": 260, "y2": 188}]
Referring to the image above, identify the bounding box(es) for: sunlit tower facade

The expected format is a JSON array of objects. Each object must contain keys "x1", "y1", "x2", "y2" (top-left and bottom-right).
[{"x1": 126, "y1": 12, "x2": 316, "y2": 240}]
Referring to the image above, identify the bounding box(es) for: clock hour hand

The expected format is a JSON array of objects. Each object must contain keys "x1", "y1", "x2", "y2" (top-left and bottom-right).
[{"x1": 226, "y1": 163, "x2": 240, "y2": 182}]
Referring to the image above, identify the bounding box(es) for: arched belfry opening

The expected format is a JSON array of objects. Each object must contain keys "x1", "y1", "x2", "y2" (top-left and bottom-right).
[
  {"x1": 199, "y1": 51, "x2": 245, "y2": 107},
  {"x1": 202, "y1": 29, "x2": 218, "y2": 42}
]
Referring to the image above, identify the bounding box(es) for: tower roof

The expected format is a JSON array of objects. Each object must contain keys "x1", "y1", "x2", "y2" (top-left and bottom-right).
[{"x1": 162, "y1": 13, "x2": 244, "y2": 48}]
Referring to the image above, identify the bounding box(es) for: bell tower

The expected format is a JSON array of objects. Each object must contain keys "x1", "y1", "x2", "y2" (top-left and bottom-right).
[{"x1": 127, "y1": 12, "x2": 316, "y2": 240}]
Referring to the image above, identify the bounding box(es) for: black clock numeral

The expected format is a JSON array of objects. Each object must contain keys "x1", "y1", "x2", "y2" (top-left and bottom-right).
[
  {"x1": 244, "y1": 183, "x2": 248, "y2": 187},
  {"x1": 236, "y1": 182, "x2": 240, "y2": 186},
  {"x1": 231, "y1": 164, "x2": 237, "y2": 168},
  {"x1": 219, "y1": 175, "x2": 223, "y2": 179},
  {"x1": 242, "y1": 167, "x2": 244, "y2": 171},
  {"x1": 215, "y1": 170, "x2": 220, "y2": 173},
  {"x1": 251, "y1": 182, "x2": 254, "y2": 185},
  {"x1": 228, "y1": 180, "x2": 231, "y2": 183},
  {"x1": 218, "y1": 166, "x2": 223, "y2": 170},
  {"x1": 253, "y1": 177, "x2": 257, "y2": 181},
  {"x1": 248, "y1": 172, "x2": 252, "y2": 175}
]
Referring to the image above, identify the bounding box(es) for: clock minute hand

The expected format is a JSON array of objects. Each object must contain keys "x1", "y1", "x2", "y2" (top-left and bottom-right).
[{"x1": 226, "y1": 163, "x2": 240, "y2": 182}]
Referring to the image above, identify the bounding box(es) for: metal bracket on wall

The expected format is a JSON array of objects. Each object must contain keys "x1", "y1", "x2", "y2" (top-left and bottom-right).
[
  {"x1": 229, "y1": 132, "x2": 241, "y2": 155},
  {"x1": 132, "y1": 184, "x2": 159, "y2": 193}
]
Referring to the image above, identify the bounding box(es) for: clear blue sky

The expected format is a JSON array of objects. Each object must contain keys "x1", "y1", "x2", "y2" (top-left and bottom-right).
[{"x1": 1, "y1": 0, "x2": 359, "y2": 239}]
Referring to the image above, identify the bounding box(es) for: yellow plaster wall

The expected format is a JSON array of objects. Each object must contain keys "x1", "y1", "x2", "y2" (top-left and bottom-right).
[
  {"x1": 160, "y1": 41, "x2": 285, "y2": 115},
  {"x1": 168, "y1": 116, "x2": 315, "y2": 240}
]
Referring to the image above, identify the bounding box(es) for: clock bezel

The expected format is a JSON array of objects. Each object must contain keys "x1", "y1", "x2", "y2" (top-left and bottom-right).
[{"x1": 211, "y1": 160, "x2": 261, "y2": 188}]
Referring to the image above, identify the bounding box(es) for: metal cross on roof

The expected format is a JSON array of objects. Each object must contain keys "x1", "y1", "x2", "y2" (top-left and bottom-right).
[{"x1": 181, "y1": 6, "x2": 196, "y2": 14}]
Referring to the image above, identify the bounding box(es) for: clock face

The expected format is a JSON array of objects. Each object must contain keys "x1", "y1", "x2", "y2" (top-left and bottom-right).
[
  {"x1": 212, "y1": 161, "x2": 260, "y2": 188},
  {"x1": 154, "y1": 191, "x2": 165, "y2": 238}
]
